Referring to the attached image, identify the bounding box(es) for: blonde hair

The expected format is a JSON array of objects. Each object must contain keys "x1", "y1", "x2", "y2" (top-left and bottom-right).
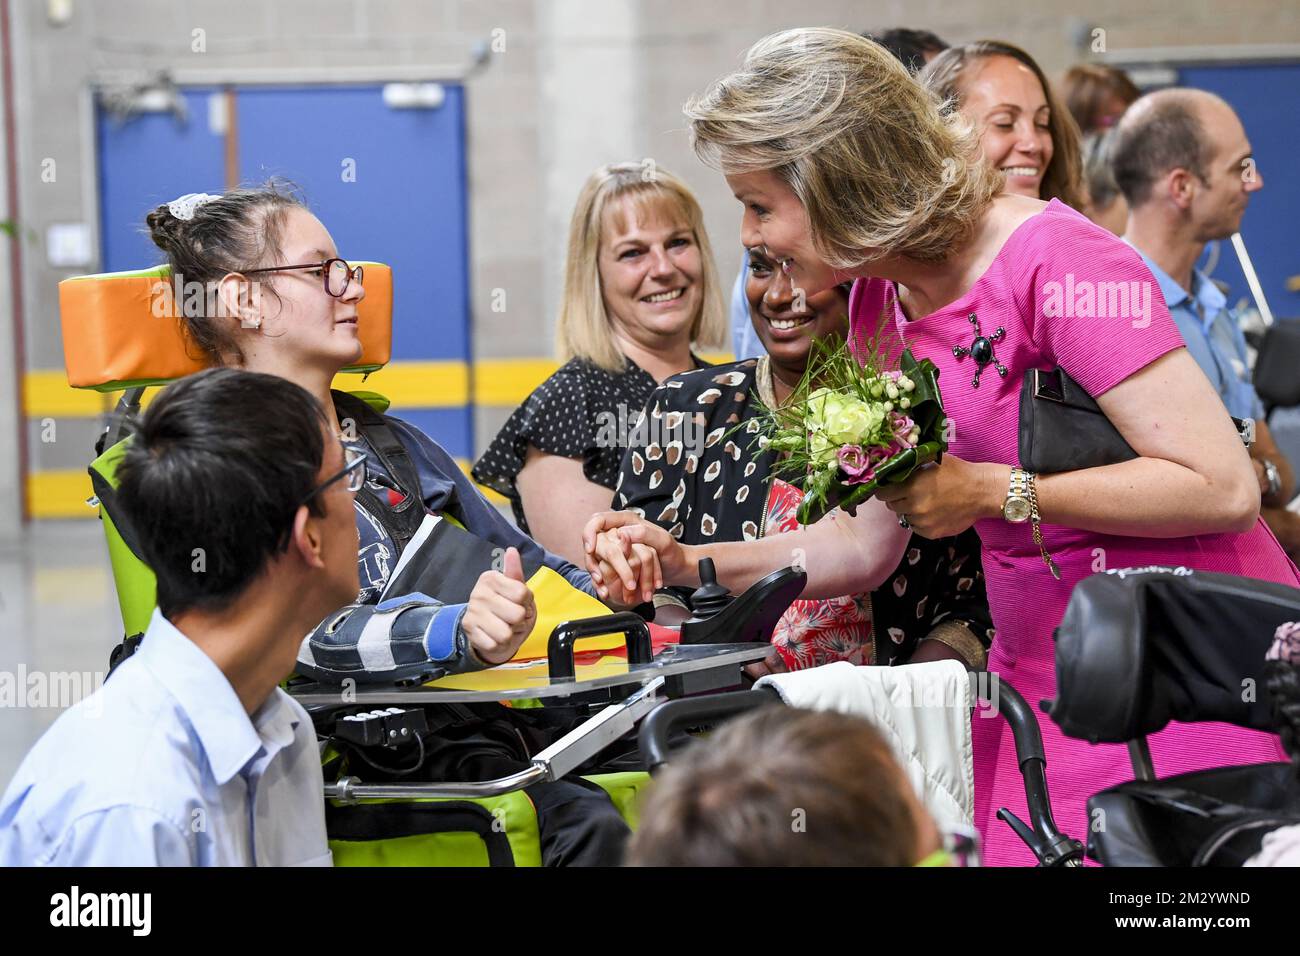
[
  {"x1": 684, "y1": 28, "x2": 1002, "y2": 268},
  {"x1": 556, "y1": 162, "x2": 727, "y2": 372},
  {"x1": 921, "y1": 41, "x2": 1086, "y2": 210}
]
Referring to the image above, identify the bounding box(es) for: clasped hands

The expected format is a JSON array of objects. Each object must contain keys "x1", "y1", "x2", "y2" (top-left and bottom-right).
[{"x1": 581, "y1": 455, "x2": 1001, "y2": 608}]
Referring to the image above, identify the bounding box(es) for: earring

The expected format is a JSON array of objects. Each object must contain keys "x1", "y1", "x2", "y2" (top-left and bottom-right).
[{"x1": 240, "y1": 311, "x2": 261, "y2": 330}]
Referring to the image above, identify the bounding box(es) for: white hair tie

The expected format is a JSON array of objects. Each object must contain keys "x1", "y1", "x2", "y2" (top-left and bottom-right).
[{"x1": 166, "y1": 192, "x2": 220, "y2": 221}]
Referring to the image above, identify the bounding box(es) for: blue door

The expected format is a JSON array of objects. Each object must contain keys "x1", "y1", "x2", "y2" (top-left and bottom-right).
[
  {"x1": 94, "y1": 82, "x2": 473, "y2": 459},
  {"x1": 1178, "y1": 62, "x2": 1300, "y2": 321},
  {"x1": 236, "y1": 85, "x2": 472, "y2": 456},
  {"x1": 96, "y1": 87, "x2": 227, "y2": 270}
]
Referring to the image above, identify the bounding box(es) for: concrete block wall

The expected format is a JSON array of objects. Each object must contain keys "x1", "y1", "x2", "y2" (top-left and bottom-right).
[{"x1": 4, "y1": 0, "x2": 1299, "y2": 535}]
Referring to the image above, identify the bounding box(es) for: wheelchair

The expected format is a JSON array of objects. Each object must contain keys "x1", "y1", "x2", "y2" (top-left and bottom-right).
[
  {"x1": 1047, "y1": 568, "x2": 1300, "y2": 866},
  {"x1": 57, "y1": 263, "x2": 809, "y2": 866},
  {"x1": 637, "y1": 660, "x2": 1084, "y2": 866},
  {"x1": 639, "y1": 567, "x2": 1300, "y2": 867}
]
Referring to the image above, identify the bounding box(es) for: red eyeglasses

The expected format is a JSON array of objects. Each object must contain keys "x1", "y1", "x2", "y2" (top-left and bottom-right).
[{"x1": 245, "y1": 258, "x2": 364, "y2": 298}]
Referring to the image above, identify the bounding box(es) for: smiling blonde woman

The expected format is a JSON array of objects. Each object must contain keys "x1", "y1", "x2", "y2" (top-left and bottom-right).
[{"x1": 474, "y1": 162, "x2": 726, "y2": 565}]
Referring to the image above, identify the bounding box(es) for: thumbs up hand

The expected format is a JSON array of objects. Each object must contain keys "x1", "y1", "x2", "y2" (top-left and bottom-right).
[{"x1": 461, "y1": 547, "x2": 538, "y2": 665}]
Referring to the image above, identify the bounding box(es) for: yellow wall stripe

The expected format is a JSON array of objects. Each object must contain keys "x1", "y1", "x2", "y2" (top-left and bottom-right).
[
  {"x1": 346, "y1": 360, "x2": 469, "y2": 407},
  {"x1": 24, "y1": 353, "x2": 737, "y2": 419},
  {"x1": 24, "y1": 371, "x2": 113, "y2": 417},
  {"x1": 473, "y1": 358, "x2": 559, "y2": 406},
  {"x1": 27, "y1": 463, "x2": 506, "y2": 521},
  {"x1": 25, "y1": 361, "x2": 471, "y2": 417},
  {"x1": 28, "y1": 469, "x2": 97, "y2": 519},
  {"x1": 23, "y1": 352, "x2": 735, "y2": 519}
]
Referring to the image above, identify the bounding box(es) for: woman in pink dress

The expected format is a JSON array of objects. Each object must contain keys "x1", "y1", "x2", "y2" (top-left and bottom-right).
[{"x1": 581, "y1": 28, "x2": 1300, "y2": 865}]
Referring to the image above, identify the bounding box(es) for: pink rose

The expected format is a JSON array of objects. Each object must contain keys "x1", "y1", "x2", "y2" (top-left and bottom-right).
[
  {"x1": 891, "y1": 413, "x2": 916, "y2": 446},
  {"x1": 869, "y1": 444, "x2": 894, "y2": 470},
  {"x1": 838, "y1": 444, "x2": 871, "y2": 480},
  {"x1": 839, "y1": 445, "x2": 883, "y2": 485}
]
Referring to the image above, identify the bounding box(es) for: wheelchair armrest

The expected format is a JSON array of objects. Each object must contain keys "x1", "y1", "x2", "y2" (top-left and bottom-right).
[
  {"x1": 1046, "y1": 570, "x2": 1300, "y2": 744},
  {"x1": 981, "y1": 676, "x2": 1083, "y2": 866},
  {"x1": 637, "y1": 688, "x2": 781, "y2": 772},
  {"x1": 547, "y1": 610, "x2": 654, "y2": 681}
]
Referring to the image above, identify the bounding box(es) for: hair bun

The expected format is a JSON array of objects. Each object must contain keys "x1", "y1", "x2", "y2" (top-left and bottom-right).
[{"x1": 145, "y1": 205, "x2": 180, "y2": 252}]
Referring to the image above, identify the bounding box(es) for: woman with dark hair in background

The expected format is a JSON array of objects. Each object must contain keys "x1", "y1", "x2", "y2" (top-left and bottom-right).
[
  {"x1": 1061, "y1": 62, "x2": 1141, "y2": 134},
  {"x1": 869, "y1": 27, "x2": 949, "y2": 75},
  {"x1": 922, "y1": 40, "x2": 1085, "y2": 209}
]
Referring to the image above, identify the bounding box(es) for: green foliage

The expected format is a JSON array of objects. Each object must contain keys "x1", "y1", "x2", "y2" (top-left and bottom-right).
[{"x1": 748, "y1": 335, "x2": 949, "y2": 525}]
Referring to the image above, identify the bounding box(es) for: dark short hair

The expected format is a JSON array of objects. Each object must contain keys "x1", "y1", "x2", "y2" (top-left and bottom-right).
[
  {"x1": 1081, "y1": 128, "x2": 1123, "y2": 210},
  {"x1": 1112, "y1": 92, "x2": 1211, "y2": 207},
  {"x1": 115, "y1": 367, "x2": 329, "y2": 618},
  {"x1": 868, "y1": 28, "x2": 949, "y2": 76},
  {"x1": 626, "y1": 706, "x2": 926, "y2": 866}
]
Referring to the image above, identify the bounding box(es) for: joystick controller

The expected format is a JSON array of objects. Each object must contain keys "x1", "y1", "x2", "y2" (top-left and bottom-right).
[
  {"x1": 686, "y1": 558, "x2": 731, "y2": 622},
  {"x1": 679, "y1": 559, "x2": 807, "y2": 645}
]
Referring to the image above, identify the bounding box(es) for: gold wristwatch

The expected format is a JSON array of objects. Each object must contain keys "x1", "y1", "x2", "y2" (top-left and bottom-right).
[{"x1": 1002, "y1": 467, "x2": 1033, "y2": 523}]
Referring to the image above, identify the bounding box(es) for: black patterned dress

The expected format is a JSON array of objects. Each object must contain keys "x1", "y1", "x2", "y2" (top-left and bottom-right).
[
  {"x1": 473, "y1": 355, "x2": 708, "y2": 534},
  {"x1": 613, "y1": 357, "x2": 995, "y2": 669}
]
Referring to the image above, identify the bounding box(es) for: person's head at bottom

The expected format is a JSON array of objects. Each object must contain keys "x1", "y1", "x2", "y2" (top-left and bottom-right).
[
  {"x1": 117, "y1": 366, "x2": 361, "y2": 695},
  {"x1": 626, "y1": 707, "x2": 946, "y2": 866}
]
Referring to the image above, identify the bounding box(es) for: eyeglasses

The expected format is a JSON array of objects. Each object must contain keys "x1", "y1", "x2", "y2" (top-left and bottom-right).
[
  {"x1": 300, "y1": 443, "x2": 367, "y2": 508},
  {"x1": 245, "y1": 258, "x2": 364, "y2": 298}
]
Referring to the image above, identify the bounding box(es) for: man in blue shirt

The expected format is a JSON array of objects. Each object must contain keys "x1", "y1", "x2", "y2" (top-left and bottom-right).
[
  {"x1": 0, "y1": 369, "x2": 366, "y2": 865},
  {"x1": 1117, "y1": 88, "x2": 1300, "y2": 558}
]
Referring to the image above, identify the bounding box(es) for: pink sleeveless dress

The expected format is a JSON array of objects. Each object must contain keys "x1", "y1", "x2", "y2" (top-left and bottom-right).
[{"x1": 848, "y1": 200, "x2": 1299, "y2": 865}]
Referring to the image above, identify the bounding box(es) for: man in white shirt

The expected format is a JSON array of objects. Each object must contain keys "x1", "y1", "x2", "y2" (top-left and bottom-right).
[{"x1": 0, "y1": 368, "x2": 363, "y2": 865}]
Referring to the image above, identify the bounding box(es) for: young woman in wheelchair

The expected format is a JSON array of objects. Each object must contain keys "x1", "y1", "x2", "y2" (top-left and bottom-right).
[{"x1": 145, "y1": 184, "x2": 633, "y2": 864}]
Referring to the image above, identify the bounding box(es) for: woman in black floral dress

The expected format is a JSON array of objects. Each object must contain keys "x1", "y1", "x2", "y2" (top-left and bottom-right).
[
  {"x1": 474, "y1": 162, "x2": 727, "y2": 565},
  {"x1": 614, "y1": 247, "x2": 993, "y2": 672}
]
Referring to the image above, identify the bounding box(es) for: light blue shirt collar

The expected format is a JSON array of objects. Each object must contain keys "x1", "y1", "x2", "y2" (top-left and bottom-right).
[
  {"x1": 1124, "y1": 239, "x2": 1227, "y2": 331},
  {"x1": 135, "y1": 609, "x2": 301, "y2": 785}
]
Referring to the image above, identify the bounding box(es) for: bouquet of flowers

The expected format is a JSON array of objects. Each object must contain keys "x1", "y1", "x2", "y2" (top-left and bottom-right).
[{"x1": 753, "y1": 337, "x2": 948, "y2": 525}]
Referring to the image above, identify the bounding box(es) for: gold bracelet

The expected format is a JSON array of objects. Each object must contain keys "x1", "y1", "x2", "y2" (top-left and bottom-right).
[
  {"x1": 1025, "y1": 472, "x2": 1061, "y2": 580},
  {"x1": 923, "y1": 620, "x2": 989, "y2": 670}
]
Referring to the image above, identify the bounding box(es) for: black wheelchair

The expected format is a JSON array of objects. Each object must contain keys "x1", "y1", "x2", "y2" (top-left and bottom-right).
[
  {"x1": 290, "y1": 558, "x2": 809, "y2": 865},
  {"x1": 638, "y1": 568, "x2": 1300, "y2": 867}
]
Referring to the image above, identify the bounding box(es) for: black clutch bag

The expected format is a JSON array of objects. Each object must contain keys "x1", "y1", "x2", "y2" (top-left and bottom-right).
[{"x1": 1018, "y1": 367, "x2": 1136, "y2": 474}]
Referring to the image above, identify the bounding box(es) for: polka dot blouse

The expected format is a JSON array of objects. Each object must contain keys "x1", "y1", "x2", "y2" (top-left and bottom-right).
[{"x1": 472, "y1": 355, "x2": 708, "y2": 533}]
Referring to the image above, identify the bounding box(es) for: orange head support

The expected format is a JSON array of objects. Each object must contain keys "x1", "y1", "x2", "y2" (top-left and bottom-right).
[{"x1": 58, "y1": 262, "x2": 393, "y2": 390}]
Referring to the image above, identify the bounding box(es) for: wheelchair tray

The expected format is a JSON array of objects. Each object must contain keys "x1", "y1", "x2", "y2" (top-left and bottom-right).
[{"x1": 289, "y1": 642, "x2": 771, "y2": 705}]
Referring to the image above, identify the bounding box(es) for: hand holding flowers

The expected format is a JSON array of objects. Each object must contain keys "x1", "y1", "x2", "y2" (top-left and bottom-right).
[{"x1": 754, "y1": 338, "x2": 949, "y2": 524}]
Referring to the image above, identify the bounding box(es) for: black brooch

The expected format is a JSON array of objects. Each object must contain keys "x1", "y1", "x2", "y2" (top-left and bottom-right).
[{"x1": 952, "y1": 312, "x2": 1007, "y2": 388}]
